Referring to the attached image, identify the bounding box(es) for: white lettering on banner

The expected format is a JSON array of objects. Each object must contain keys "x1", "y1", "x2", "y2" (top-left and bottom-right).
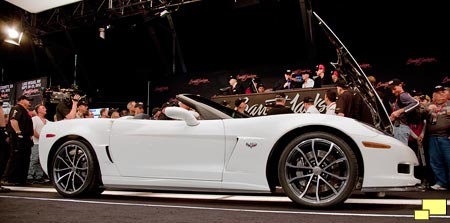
[
  {"x1": 314, "y1": 94, "x2": 327, "y2": 113},
  {"x1": 290, "y1": 94, "x2": 303, "y2": 113},
  {"x1": 247, "y1": 104, "x2": 267, "y2": 116},
  {"x1": 243, "y1": 92, "x2": 327, "y2": 115},
  {"x1": 21, "y1": 79, "x2": 42, "y2": 91},
  {"x1": 289, "y1": 93, "x2": 326, "y2": 113},
  {"x1": 0, "y1": 84, "x2": 13, "y2": 90},
  {"x1": 0, "y1": 84, "x2": 14, "y2": 100}
]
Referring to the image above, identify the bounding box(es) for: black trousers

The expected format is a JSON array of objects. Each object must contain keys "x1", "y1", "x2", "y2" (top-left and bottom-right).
[
  {"x1": 0, "y1": 133, "x2": 9, "y2": 178},
  {"x1": 409, "y1": 139, "x2": 435, "y2": 185},
  {"x1": 2, "y1": 136, "x2": 32, "y2": 184}
]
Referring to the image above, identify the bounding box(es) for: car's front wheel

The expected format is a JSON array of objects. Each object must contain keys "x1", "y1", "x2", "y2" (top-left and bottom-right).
[
  {"x1": 50, "y1": 140, "x2": 102, "y2": 197},
  {"x1": 278, "y1": 131, "x2": 358, "y2": 208}
]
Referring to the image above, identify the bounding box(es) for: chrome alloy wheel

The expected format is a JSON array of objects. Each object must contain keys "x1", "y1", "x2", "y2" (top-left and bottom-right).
[
  {"x1": 52, "y1": 142, "x2": 89, "y2": 195},
  {"x1": 279, "y1": 132, "x2": 358, "y2": 208}
]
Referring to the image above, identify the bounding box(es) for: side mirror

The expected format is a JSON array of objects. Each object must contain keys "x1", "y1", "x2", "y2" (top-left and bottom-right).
[{"x1": 164, "y1": 107, "x2": 200, "y2": 126}]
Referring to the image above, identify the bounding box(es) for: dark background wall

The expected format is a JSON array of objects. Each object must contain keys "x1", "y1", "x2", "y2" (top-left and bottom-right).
[{"x1": 0, "y1": 0, "x2": 449, "y2": 111}]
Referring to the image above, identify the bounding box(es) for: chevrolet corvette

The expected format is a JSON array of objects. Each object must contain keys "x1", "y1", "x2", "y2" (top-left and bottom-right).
[{"x1": 39, "y1": 12, "x2": 420, "y2": 208}]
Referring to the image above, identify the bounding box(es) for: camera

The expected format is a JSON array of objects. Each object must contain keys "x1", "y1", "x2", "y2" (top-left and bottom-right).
[{"x1": 44, "y1": 86, "x2": 86, "y2": 104}]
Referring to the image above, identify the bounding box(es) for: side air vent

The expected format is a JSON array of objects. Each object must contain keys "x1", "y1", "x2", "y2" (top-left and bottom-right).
[
  {"x1": 105, "y1": 146, "x2": 113, "y2": 163},
  {"x1": 397, "y1": 164, "x2": 410, "y2": 174}
]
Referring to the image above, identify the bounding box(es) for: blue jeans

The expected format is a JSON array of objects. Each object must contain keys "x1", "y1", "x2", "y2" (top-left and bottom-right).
[
  {"x1": 393, "y1": 124, "x2": 410, "y2": 145},
  {"x1": 27, "y1": 144, "x2": 45, "y2": 180},
  {"x1": 428, "y1": 136, "x2": 450, "y2": 187}
]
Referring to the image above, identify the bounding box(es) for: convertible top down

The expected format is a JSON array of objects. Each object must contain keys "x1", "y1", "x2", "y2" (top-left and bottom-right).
[{"x1": 39, "y1": 12, "x2": 420, "y2": 209}]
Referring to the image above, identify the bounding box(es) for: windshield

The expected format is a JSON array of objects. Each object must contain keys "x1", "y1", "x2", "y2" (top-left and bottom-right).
[{"x1": 183, "y1": 94, "x2": 250, "y2": 119}]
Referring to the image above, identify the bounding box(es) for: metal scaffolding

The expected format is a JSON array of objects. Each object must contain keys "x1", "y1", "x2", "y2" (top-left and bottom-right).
[{"x1": 14, "y1": 0, "x2": 202, "y2": 36}]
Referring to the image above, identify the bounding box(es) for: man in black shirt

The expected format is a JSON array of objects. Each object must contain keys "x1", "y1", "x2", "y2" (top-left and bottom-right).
[
  {"x1": 273, "y1": 70, "x2": 300, "y2": 91},
  {"x1": 313, "y1": 64, "x2": 332, "y2": 88},
  {"x1": 2, "y1": 95, "x2": 34, "y2": 186},
  {"x1": 266, "y1": 93, "x2": 294, "y2": 115},
  {"x1": 55, "y1": 94, "x2": 82, "y2": 121},
  {"x1": 227, "y1": 75, "x2": 245, "y2": 95},
  {"x1": 335, "y1": 80, "x2": 354, "y2": 117}
]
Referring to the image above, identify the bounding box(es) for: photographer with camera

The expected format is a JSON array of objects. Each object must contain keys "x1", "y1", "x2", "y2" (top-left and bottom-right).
[{"x1": 55, "y1": 93, "x2": 82, "y2": 121}]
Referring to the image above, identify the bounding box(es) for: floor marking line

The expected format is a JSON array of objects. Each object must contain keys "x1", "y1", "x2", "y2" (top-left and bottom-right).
[
  {"x1": 2, "y1": 186, "x2": 450, "y2": 219},
  {"x1": 2, "y1": 195, "x2": 450, "y2": 219}
]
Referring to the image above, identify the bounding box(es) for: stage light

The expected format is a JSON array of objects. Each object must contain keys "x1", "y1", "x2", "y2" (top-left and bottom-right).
[{"x1": 4, "y1": 26, "x2": 23, "y2": 46}]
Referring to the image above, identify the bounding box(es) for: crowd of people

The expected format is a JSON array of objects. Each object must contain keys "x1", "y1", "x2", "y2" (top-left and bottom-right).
[
  {"x1": 225, "y1": 64, "x2": 338, "y2": 95},
  {"x1": 386, "y1": 80, "x2": 450, "y2": 191}
]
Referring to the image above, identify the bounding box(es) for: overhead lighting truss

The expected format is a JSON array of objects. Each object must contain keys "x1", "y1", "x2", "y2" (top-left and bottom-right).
[{"x1": 13, "y1": 0, "x2": 202, "y2": 37}]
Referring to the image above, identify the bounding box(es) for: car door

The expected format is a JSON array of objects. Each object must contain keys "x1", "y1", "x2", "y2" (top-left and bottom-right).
[{"x1": 109, "y1": 119, "x2": 225, "y2": 181}]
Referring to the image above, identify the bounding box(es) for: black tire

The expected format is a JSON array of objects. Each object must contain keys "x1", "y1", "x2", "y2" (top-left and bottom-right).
[
  {"x1": 50, "y1": 140, "x2": 102, "y2": 197},
  {"x1": 278, "y1": 131, "x2": 358, "y2": 208}
]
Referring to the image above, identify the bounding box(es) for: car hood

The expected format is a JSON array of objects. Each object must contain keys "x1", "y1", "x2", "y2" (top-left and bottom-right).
[{"x1": 313, "y1": 12, "x2": 393, "y2": 135}]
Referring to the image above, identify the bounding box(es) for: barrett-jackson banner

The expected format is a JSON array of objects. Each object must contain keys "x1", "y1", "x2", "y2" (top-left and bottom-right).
[
  {"x1": 211, "y1": 87, "x2": 335, "y2": 116},
  {"x1": 0, "y1": 83, "x2": 15, "y2": 114},
  {"x1": 15, "y1": 77, "x2": 48, "y2": 109},
  {"x1": 0, "y1": 83, "x2": 15, "y2": 103}
]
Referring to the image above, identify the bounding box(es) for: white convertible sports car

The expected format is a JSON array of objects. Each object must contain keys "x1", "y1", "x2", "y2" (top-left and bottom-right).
[{"x1": 39, "y1": 12, "x2": 420, "y2": 208}]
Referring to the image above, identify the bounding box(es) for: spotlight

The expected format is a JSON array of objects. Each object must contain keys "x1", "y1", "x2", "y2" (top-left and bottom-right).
[{"x1": 4, "y1": 26, "x2": 23, "y2": 46}]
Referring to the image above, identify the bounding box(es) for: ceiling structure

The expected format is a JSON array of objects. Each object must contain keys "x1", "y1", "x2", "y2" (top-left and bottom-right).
[
  {"x1": 3, "y1": 0, "x2": 204, "y2": 38},
  {"x1": 5, "y1": 0, "x2": 82, "y2": 13}
]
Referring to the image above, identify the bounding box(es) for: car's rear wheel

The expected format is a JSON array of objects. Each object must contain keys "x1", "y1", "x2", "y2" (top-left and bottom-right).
[
  {"x1": 50, "y1": 140, "x2": 102, "y2": 197},
  {"x1": 278, "y1": 131, "x2": 358, "y2": 208}
]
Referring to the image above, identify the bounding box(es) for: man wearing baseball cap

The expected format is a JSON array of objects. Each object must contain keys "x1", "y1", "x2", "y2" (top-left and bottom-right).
[
  {"x1": 266, "y1": 93, "x2": 293, "y2": 115},
  {"x1": 1, "y1": 95, "x2": 34, "y2": 186},
  {"x1": 272, "y1": 69, "x2": 300, "y2": 90},
  {"x1": 313, "y1": 64, "x2": 332, "y2": 88},
  {"x1": 388, "y1": 78, "x2": 420, "y2": 145},
  {"x1": 425, "y1": 85, "x2": 450, "y2": 190}
]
